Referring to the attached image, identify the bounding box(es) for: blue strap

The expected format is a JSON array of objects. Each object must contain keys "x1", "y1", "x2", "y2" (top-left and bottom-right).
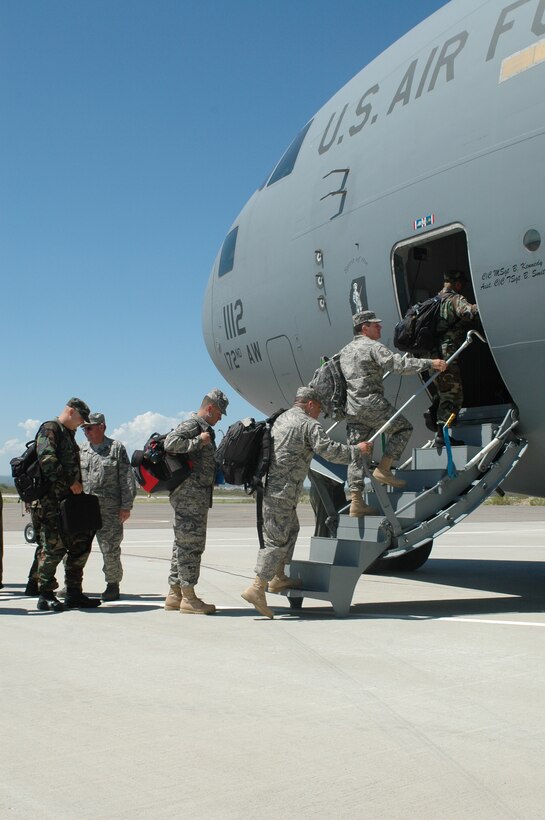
[{"x1": 443, "y1": 424, "x2": 457, "y2": 478}]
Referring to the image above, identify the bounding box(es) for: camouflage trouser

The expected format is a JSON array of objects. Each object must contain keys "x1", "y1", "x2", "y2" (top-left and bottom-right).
[
  {"x1": 28, "y1": 503, "x2": 44, "y2": 581},
  {"x1": 435, "y1": 361, "x2": 463, "y2": 425},
  {"x1": 256, "y1": 498, "x2": 300, "y2": 581},
  {"x1": 168, "y1": 483, "x2": 210, "y2": 588},
  {"x1": 346, "y1": 396, "x2": 412, "y2": 492},
  {"x1": 96, "y1": 500, "x2": 124, "y2": 583},
  {"x1": 37, "y1": 496, "x2": 94, "y2": 593}
]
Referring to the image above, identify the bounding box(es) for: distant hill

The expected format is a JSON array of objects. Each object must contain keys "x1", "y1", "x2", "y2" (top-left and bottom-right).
[{"x1": 0, "y1": 476, "x2": 15, "y2": 487}]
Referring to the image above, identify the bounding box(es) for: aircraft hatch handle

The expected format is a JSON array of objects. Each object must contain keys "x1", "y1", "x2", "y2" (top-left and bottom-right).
[{"x1": 367, "y1": 330, "x2": 486, "y2": 444}]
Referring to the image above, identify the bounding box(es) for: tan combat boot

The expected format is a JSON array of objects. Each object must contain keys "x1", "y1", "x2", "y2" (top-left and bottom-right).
[
  {"x1": 241, "y1": 576, "x2": 274, "y2": 619},
  {"x1": 164, "y1": 584, "x2": 182, "y2": 611},
  {"x1": 180, "y1": 586, "x2": 216, "y2": 615},
  {"x1": 349, "y1": 490, "x2": 378, "y2": 517},
  {"x1": 372, "y1": 456, "x2": 406, "y2": 489},
  {"x1": 268, "y1": 565, "x2": 302, "y2": 593}
]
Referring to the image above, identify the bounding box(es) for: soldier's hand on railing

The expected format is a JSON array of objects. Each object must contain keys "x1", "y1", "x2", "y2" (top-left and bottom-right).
[
  {"x1": 357, "y1": 441, "x2": 373, "y2": 456},
  {"x1": 431, "y1": 359, "x2": 447, "y2": 372}
]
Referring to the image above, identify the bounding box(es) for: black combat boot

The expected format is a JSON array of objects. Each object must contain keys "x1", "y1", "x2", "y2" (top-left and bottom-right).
[
  {"x1": 37, "y1": 591, "x2": 65, "y2": 612},
  {"x1": 25, "y1": 578, "x2": 40, "y2": 596},
  {"x1": 101, "y1": 583, "x2": 120, "y2": 602},
  {"x1": 64, "y1": 589, "x2": 101, "y2": 608}
]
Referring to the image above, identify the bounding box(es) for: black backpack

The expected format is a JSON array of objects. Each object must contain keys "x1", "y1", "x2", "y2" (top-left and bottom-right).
[
  {"x1": 393, "y1": 295, "x2": 445, "y2": 354},
  {"x1": 215, "y1": 409, "x2": 285, "y2": 492},
  {"x1": 10, "y1": 421, "x2": 61, "y2": 503},
  {"x1": 308, "y1": 354, "x2": 347, "y2": 419},
  {"x1": 131, "y1": 432, "x2": 193, "y2": 494},
  {"x1": 215, "y1": 410, "x2": 285, "y2": 549},
  {"x1": 11, "y1": 441, "x2": 50, "y2": 503}
]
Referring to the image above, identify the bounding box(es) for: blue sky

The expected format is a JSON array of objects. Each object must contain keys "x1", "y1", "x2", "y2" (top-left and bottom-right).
[{"x1": 0, "y1": 0, "x2": 446, "y2": 472}]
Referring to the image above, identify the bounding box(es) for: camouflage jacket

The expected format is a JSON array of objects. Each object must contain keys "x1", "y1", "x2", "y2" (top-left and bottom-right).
[
  {"x1": 164, "y1": 413, "x2": 217, "y2": 492},
  {"x1": 435, "y1": 287, "x2": 479, "y2": 357},
  {"x1": 340, "y1": 336, "x2": 433, "y2": 415},
  {"x1": 265, "y1": 406, "x2": 359, "y2": 505},
  {"x1": 80, "y1": 437, "x2": 136, "y2": 509},
  {"x1": 36, "y1": 419, "x2": 81, "y2": 500}
]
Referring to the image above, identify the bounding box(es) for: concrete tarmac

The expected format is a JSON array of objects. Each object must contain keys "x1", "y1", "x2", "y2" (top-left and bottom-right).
[{"x1": 1, "y1": 500, "x2": 545, "y2": 819}]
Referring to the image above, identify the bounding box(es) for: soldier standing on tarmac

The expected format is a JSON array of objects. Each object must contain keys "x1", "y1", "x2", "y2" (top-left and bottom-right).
[
  {"x1": 427, "y1": 271, "x2": 479, "y2": 448},
  {"x1": 36, "y1": 397, "x2": 101, "y2": 612},
  {"x1": 163, "y1": 389, "x2": 229, "y2": 615},
  {"x1": 241, "y1": 387, "x2": 371, "y2": 620},
  {"x1": 340, "y1": 310, "x2": 446, "y2": 517},
  {"x1": 80, "y1": 413, "x2": 136, "y2": 602}
]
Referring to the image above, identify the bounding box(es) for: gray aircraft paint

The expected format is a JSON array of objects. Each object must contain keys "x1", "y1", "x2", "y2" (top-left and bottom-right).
[{"x1": 203, "y1": 0, "x2": 545, "y2": 497}]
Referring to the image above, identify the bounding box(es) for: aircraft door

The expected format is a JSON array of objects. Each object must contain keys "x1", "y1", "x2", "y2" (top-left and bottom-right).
[
  {"x1": 266, "y1": 335, "x2": 304, "y2": 406},
  {"x1": 391, "y1": 225, "x2": 512, "y2": 412}
]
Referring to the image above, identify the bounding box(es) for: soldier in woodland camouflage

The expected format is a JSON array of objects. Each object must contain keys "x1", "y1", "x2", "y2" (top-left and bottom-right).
[
  {"x1": 80, "y1": 413, "x2": 136, "y2": 601},
  {"x1": 428, "y1": 271, "x2": 479, "y2": 447},
  {"x1": 340, "y1": 311, "x2": 446, "y2": 516},
  {"x1": 36, "y1": 397, "x2": 101, "y2": 611},
  {"x1": 241, "y1": 387, "x2": 371, "y2": 619},
  {"x1": 163, "y1": 388, "x2": 229, "y2": 615}
]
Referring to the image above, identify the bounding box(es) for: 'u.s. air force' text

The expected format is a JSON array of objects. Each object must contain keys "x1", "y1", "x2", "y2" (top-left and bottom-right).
[{"x1": 318, "y1": 0, "x2": 545, "y2": 156}]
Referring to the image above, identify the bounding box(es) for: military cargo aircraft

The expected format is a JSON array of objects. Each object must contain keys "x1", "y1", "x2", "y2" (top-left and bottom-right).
[{"x1": 202, "y1": 0, "x2": 544, "y2": 606}]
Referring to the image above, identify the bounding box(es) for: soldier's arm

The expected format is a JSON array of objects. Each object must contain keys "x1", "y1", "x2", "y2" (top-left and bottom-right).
[
  {"x1": 36, "y1": 424, "x2": 65, "y2": 482},
  {"x1": 373, "y1": 343, "x2": 432, "y2": 375},
  {"x1": 453, "y1": 294, "x2": 479, "y2": 322},
  {"x1": 307, "y1": 419, "x2": 358, "y2": 465},
  {"x1": 164, "y1": 420, "x2": 203, "y2": 454}
]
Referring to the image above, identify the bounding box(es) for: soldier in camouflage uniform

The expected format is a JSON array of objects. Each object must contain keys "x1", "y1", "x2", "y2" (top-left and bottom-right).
[
  {"x1": 163, "y1": 388, "x2": 229, "y2": 615},
  {"x1": 340, "y1": 310, "x2": 446, "y2": 516},
  {"x1": 80, "y1": 413, "x2": 136, "y2": 601},
  {"x1": 241, "y1": 387, "x2": 371, "y2": 619},
  {"x1": 429, "y1": 271, "x2": 479, "y2": 447},
  {"x1": 36, "y1": 397, "x2": 101, "y2": 612}
]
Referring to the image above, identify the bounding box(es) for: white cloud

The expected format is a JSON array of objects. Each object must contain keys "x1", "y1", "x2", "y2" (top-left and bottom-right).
[
  {"x1": 18, "y1": 419, "x2": 40, "y2": 438},
  {"x1": 110, "y1": 411, "x2": 190, "y2": 456},
  {"x1": 0, "y1": 437, "x2": 24, "y2": 458}
]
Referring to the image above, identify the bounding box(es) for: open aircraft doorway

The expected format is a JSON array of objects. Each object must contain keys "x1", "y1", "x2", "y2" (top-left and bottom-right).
[{"x1": 391, "y1": 225, "x2": 513, "y2": 420}]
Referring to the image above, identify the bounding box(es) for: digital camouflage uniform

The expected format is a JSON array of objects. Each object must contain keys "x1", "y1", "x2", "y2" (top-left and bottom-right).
[
  {"x1": 36, "y1": 420, "x2": 93, "y2": 593},
  {"x1": 80, "y1": 437, "x2": 136, "y2": 584},
  {"x1": 257, "y1": 406, "x2": 360, "y2": 580},
  {"x1": 340, "y1": 335, "x2": 434, "y2": 492},
  {"x1": 164, "y1": 414, "x2": 216, "y2": 588},
  {"x1": 432, "y1": 287, "x2": 479, "y2": 424}
]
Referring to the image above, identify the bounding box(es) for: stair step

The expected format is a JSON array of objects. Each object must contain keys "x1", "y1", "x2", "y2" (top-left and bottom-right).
[
  {"x1": 309, "y1": 536, "x2": 386, "y2": 569},
  {"x1": 413, "y1": 445, "x2": 480, "y2": 470},
  {"x1": 335, "y1": 514, "x2": 391, "y2": 543},
  {"x1": 366, "y1": 490, "x2": 438, "y2": 521},
  {"x1": 287, "y1": 560, "x2": 359, "y2": 594},
  {"x1": 393, "y1": 468, "x2": 446, "y2": 490}
]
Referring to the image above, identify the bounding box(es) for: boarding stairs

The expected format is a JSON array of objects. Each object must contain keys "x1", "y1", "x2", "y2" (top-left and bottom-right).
[{"x1": 272, "y1": 333, "x2": 528, "y2": 616}]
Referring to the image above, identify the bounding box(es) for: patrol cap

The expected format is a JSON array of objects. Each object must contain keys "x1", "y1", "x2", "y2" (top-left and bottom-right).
[
  {"x1": 66, "y1": 397, "x2": 91, "y2": 423},
  {"x1": 82, "y1": 412, "x2": 105, "y2": 427},
  {"x1": 205, "y1": 388, "x2": 229, "y2": 416},
  {"x1": 353, "y1": 309, "x2": 382, "y2": 327},
  {"x1": 296, "y1": 386, "x2": 322, "y2": 404},
  {"x1": 444, "y1": 270, "x2": 467, "y2": 283}
]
